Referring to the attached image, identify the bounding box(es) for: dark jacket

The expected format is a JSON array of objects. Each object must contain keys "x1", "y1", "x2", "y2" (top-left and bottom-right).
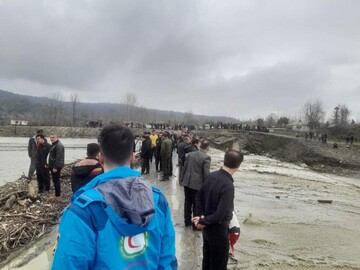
[
  {"x1": 70, "y1": 158, "x2": 103, "y2": 193},
  {"x1": 196, "y1": 168, "x2": 234, "y2": 225},
  {"x1": 177, "y1": 141, "x2": 188, "y2": 166},
  {"x1": 140, "y1": 139, "x2": 152, "y2": 159},
  {"x1": 184, "y1": 144, "x2": 198, "y2": 155},
  {"x1": 184, "y1": 144, "x2": 198, "y2": 162},
  {"x1": 181, "y1": 149, "x2": 211, "y2": 190},
  {"x1": 160, "y1": 138, "x2": 173, "y2": 157},
  {"x1": 28, "y1": 137, "x2": 37, "y2": 158},
  {"x1": 155, "y1": 137, "x2": 163, "y2": 157},
  {"x1": 48, "y1": 140, "x2": 65, "y2": 169},
  {"x1": 36, "y1": 142, "x2": 51, "y2": 166}
]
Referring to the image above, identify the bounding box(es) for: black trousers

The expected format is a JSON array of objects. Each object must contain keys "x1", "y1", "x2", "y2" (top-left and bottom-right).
[
  {"x1": 141, "y1": 158, "x2": 150, "y2": 174},
  {"x1": 202, "y1": 223, "x2": 229, "y2": 270},
  {"x1": 151, "y1": 147, "x2": 156, "y2": 162},
  {"x1": 51, "y1": 169, "x2": 62, "y2": 197},
  {"x1": 155, "y1": 156, "x2": 161, "y2": 171},
  {"x1": 36, "y1": 165, "x2": 50, "y2": 192},
  {"x1": 178, "y1": 163, "x2": 183, "y2": 183},
  {"x1": 161, "y1": 155, "x2": 172, "y2": 177},
  {"x1": 184, "y1": 186, "x2": 197, "y2": 225}
]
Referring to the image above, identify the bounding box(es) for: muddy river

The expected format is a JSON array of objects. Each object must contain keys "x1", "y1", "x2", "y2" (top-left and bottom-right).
[{"x1": 1, "y1": 138, "x2": 359, "y2": 269}]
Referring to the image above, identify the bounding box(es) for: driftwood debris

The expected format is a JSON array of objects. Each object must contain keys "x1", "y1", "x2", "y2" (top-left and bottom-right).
[
  {"x1": 0, "y1": 162, "x2": 75, "y2": 263},
  {"x1": 4, "y1": 195, "x2": 17, "y2": 209},
  {"x1": 318, "y1": 199, "x2": 333, "y2": 204}
]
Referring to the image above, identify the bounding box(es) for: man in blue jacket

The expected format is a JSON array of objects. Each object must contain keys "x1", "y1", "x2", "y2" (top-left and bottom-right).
[{"x1": 52, "y1": 124, "x2": 177, "y2": 270}]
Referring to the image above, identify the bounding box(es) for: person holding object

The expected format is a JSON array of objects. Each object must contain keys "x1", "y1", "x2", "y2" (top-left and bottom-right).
[
  {"x1": 52, "y1": 124, "x2": 177, "y2": 270},
  {"x1": 193, "y1": 150, "x2": 244, "y2": 270}
]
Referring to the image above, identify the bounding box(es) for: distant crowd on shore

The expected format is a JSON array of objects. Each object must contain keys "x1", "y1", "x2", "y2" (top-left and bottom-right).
[
  {"x1": 301, "y1": 131, "x2": 355, "y2": 148},
  {"x1": 86, "y1": 120, "x2": 259, "y2": 131}
]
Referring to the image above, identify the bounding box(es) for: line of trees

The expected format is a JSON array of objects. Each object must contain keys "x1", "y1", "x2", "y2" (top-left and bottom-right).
[
  {"x1": 2, "y1": 91, "x2": 237, "y2": 127},
  {"x1": 302, "y1": 100, "x2": 354, "y2": 130},
  {"x1": 2, "y1": 90, "x2": 356, "y2": 130},
  {"x1": 253, "y1": 100, "x2": 356, "y2": 131}
]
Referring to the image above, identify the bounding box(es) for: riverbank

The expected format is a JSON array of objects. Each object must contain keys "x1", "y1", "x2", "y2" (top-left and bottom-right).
[
  {"x1": 0, "y1": 125, "x2": 101, "y2": 138},
  {"x1": 201, "y1": 130, "x2": 360, "y2": 178},
  {"x1": 0, "y1": 165, "x2": 74, "y2": 268}
]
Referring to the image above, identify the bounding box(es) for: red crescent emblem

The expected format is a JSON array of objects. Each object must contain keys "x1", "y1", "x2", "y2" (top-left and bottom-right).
[{"x1": 127, "y1": 236, "x2": 140, "y2": 248}]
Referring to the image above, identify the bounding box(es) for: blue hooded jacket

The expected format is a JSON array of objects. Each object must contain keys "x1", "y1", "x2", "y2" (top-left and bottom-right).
[{"x1": 52, "y1": 166, "x2": 177, "y2": 269}]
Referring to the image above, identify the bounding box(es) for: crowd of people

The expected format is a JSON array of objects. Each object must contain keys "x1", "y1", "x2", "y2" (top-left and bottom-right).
[
  {"x1": 27, "y1": 129, "x2": 65, "y2": 198},
  {"x1": 27, "y1": 124, "x2": 244, "y2": 270}
]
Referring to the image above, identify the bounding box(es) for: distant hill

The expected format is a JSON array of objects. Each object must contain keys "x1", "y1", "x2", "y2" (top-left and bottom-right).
[{"x1": 0, "y1": 89, "x2": 237, "y2": 126}]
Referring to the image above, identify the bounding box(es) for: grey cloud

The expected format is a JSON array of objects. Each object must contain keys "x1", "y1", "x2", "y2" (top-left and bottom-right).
[{"x1": 0, "y1": 0, "x2": 359, "y2": 120}]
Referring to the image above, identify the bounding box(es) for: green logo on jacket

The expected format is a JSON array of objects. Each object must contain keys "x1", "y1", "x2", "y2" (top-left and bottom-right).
[{"x1": 119, "y1": 232, "x2": 149, "y2": 260}]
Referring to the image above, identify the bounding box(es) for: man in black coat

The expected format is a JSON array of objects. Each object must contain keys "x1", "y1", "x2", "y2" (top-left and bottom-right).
[
  {"x1": 193, "y1": 150, "x2": 244, "y2": 270},
  {"x1": 177, "y1": 135, "x2": 191, "y2": 181},
  {"x1": 27, "y1": 129, "x2": 43, "y2": 180},
  {"x1": 47, "y1": 134, "x2": 65, "y2": 197},
  {"x1": 35, "y1": 134, "x2": 51, "y2": 193},
  {"x1": 155, "y1": 132, "x2": 163, "y2": 172},
  {"x1": 140, "y1": 135, "x2": 152, "y2": 175}
]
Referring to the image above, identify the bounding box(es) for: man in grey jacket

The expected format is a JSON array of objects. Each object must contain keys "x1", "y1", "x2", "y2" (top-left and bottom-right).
[{"x1": 180, "y1": 140, "x2": 211, "y2": 228}]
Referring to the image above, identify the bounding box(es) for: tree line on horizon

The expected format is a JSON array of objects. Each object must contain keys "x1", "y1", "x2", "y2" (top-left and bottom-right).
[
  {"x1": 0, "y1": 90, "x2": 236, "y2": 127},
  {"x1": 0, "y1": 90, "x2": 357, "y2": 130},
  {"x1": 255, "y1": 100, "x2": 356, "y2": 131}
]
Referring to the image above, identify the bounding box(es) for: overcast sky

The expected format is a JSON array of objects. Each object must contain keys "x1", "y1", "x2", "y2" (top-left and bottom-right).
[{"x1": 1, "y1": 0, "x2": 359, "y2": 121}]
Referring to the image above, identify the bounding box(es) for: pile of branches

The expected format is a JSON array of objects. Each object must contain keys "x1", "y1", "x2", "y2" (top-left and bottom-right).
[{"x1": 0, "y1": 163, "x2": 75, "y2": 263}]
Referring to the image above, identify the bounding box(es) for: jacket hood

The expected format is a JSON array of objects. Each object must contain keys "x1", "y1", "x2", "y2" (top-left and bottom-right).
[
  {"x1": 73, "y1": 166, "x2": 156, "y2": 236},
  {"x1": 72, "y1": 159, "x2": 101, "y2": 178}
]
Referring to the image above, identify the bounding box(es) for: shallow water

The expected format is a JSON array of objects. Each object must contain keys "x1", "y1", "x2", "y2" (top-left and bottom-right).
[
  {"x1": 1, "y1": 141, "x2": 359, "y2": 269},
  {"x1": 0, "y1": 137, "x2": 99, "y2": 185}
]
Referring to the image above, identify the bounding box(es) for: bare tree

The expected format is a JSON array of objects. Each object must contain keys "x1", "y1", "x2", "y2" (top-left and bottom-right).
[
  {"x1": 302, "y1": 100, "x2": 324, "y2": 130},
  {"x1": 43, "y1": 92, "x2": 65, "y2": 126},
  {"x1": 70, "y1": 93, "x2": 79, "y2": 127},
  {"x1": 332, "y1": 104, "x2": 350, "y2": 126},
  {"x1": 332, "y1": 105, "x2": 340, "y2": 126},
  {"x1": 340, "y1": 104, "x2": 350, "y2": 125},
  {"x1": 122, "y1": 92, "x2": 137, "y2": 121},
  {"x1": 184, "y1": 110, "x2": 194, "y2": 124},
  {"x1": 265, "y1": 113, "x2": 277, "y2": 127}
]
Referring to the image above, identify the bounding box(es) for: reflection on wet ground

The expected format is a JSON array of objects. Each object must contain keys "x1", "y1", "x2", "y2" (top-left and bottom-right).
[{"x1": 2, "y1": 148, "x2": 360, "y2": 269}]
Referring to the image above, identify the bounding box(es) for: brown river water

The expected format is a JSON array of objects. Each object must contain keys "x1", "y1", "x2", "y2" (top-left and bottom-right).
[{"x1": 1, "y1": 138, "x2": 359, "y2": 269}]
